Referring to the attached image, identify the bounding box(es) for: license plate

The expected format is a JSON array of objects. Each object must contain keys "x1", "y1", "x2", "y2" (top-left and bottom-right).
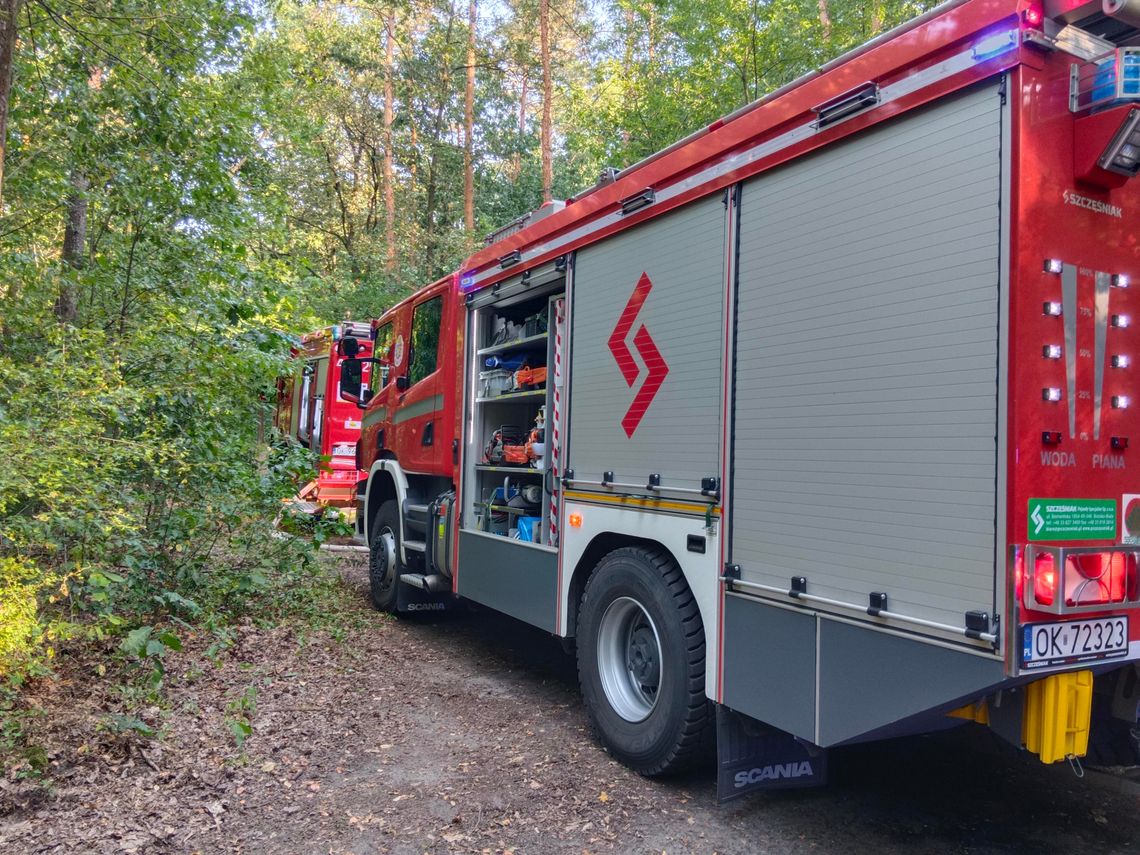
[
  {"x1": 1022, "y1": 616, "x2": 1129, "y2": 669},
  {"x1": 332, "y1": 443, "x2": 356, "y2": 458}
]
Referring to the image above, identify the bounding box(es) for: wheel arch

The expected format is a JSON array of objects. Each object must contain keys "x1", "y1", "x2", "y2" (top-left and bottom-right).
[
  {"x1": 566, "y1": 532, "x2": 688, "y2": 638},
  {"x1": 364, "y1": 460, "x2": 404, "y2": 546},
  {"x1": 558, "y1": 502, "x2": 722, "y2": 700}
]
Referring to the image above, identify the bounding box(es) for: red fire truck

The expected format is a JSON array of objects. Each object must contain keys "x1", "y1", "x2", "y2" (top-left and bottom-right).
[
  {"x1": 276, "y1": 322, "x2": 374, "y2": 511},
  {"x1": 338, "y1": 0, "x2": 1140, "y2": 798}
]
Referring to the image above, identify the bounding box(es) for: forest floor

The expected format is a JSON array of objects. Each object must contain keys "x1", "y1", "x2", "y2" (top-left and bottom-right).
[{"x1": 2, "y1": 555, "x2": 1140, "y2": 855}]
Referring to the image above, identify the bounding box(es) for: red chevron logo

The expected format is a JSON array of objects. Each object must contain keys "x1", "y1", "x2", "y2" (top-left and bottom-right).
[{"x1": 608, "y1": 272, "x2": 669, "y2": 438}]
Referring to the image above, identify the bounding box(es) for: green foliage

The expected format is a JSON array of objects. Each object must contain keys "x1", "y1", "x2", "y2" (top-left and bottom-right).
[
  {"x1": 224, "y1": 683, "x2": 258, "y2": 748},
  {"x1": 0, "y1": 1, "x2": 327, "y2": 691},
  {"x1": 99, "y1": 713, "x2": 157, "y2": 740}
]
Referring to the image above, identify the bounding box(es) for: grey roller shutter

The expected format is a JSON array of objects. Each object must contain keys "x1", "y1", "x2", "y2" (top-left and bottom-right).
[
  {"x1": 569, "y1": 195, "x2": 726, "y2": 489},
  {"x1": 731, "y1": 82, "x2": 1003, "y2": 631}
]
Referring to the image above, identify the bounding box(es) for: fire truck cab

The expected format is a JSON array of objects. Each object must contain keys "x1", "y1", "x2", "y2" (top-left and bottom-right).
[{"x1": 341, "y1": 0, "x2": 1140, "y2": 798}]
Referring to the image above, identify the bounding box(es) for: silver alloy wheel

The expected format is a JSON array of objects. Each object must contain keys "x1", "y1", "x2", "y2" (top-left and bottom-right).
[
  {"x1": 596, "y1": 596, "x2": 662, "y2": 722},
  {"x1": 373, "y1": 527, "x2": 397, "y2": 592}
]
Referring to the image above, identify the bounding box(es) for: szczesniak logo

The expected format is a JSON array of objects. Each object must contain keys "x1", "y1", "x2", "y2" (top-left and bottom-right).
[{"x1": 608, "y1": 272, "x2": 669, "y2": 438}]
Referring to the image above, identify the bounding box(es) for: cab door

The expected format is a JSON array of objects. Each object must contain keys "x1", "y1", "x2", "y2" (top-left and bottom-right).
[
  {"x1": 360, "y1": 314, "x2": 404, "y2": 469},
  {"x1": 393, "y1": 285, "x2": 448, "y2": 475}
]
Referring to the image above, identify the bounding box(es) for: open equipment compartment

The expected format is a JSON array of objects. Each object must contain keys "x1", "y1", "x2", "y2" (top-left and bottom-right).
[{"x1": 461, "y1": 262, "x2": 566, "y2": 549}]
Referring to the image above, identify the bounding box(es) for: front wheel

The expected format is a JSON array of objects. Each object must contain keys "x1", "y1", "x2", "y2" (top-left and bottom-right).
[
  {"x1": 576, "y1": 546, "x2": 711, "y2": 776},
  {"x1": 368, "y1": 500, "x2": 401, "y2": 612}
]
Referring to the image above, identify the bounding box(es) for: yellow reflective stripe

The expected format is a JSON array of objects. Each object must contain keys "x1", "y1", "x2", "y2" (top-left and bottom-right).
[{"x1": 563, "y1": 489, "x2": 721, "y2": 516}]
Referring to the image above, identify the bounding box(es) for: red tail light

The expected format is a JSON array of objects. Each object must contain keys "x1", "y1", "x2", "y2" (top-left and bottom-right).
[
  {"x1": 1034, "y1": 552, "x2": 1057, "y2": 606},
  {"x1": 1024, "y1": 547, "x2": 1140, "y2": 611},
  {"x1": 1066, "y1": 551, "x2": 1138, "y2": 606}
]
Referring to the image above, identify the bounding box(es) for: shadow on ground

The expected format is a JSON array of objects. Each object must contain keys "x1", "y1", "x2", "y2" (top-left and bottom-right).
[{"x1": 380, "y1": 576, "x2": 1140, "y2": 855}]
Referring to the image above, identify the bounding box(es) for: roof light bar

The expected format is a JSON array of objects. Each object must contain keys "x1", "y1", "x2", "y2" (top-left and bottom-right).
[
  {"x1": 972, "y1": 29, "x2": 1018, "y2": 62},
  {"x1": 812, "y1": 83, "x2": 880, "y2": 129},
  {"x1": 1098, "y1": 108, "x2": 1140, "y2": 177}
]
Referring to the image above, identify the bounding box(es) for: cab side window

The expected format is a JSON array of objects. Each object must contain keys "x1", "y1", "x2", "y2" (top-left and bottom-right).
[
  {"x1": 369, "y1": 322, "x2": 394, "y2": 393},
  {"x1": 408, "y1": 296, "x2": 442, "y2": 387}
]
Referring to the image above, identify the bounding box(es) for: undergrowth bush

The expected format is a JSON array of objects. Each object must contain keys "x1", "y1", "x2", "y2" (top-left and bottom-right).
[{"x1": 0, "y1": 322, "x2": 335, "y2": 719}]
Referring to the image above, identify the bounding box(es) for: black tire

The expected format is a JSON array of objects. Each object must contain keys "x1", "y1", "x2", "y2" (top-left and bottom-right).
[
  {"x1": 576, "y1": 545, "x2": 711, "y2": 776},
  {"x1": 368, "y1": 500, "x2": 401, "y2": 612},
  {"x1": 1086, "y1": 690, "x2": 1140, "y2": 767}
]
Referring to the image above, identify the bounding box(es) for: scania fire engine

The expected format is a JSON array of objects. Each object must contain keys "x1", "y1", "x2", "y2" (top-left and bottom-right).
[{"x1": 337, "y1": 0, "x2": 1140, "y2": 798}]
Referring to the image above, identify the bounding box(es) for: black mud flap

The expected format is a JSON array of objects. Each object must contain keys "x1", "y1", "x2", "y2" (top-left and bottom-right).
[
  {"x1": 396, "y1": 579, "x2": 456, "y2": 614},
  {"x1": 716, "y1": 705, "x2": 828, "y2": 803}
]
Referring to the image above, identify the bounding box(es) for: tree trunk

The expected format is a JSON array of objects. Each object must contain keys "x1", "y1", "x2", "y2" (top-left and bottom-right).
[
  {"x1": 0, "y1": 0, "x2": 23, "y2": 213},
  {"x1": 464, "y1": 0, "x2": 475, "y2": 233},
  {"x1": 621, "y1": 3, "x2": 632, "y2": 147},
  {"x1": 55, "y1": 170, "x2": 87, "y2": 323},
  {"x1": 818, "y1": 0, "x2": 832, "y2": 42},
  {"x1": 383, "y1": 13, "x2": 396, "y2": 272},
  {"x1": 647, "y1": 6, "x2": 655, "y2": 63},
  {"x1": 422, "y1": 5, "x2": 456, "y2": 275},
  {"x1": 539, "y1": 0, "x2": 552, "y2": 204}
]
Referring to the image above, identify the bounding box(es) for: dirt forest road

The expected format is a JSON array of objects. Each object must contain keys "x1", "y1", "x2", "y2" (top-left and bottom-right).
[{"x1": 4, "y1": 556, "x2": 1140, "y2": 855}]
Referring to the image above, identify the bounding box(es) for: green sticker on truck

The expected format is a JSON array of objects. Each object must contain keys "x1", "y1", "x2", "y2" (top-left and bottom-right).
[{"x1": 1028, "y1": 499, "x2": 1116, "y2": 541}]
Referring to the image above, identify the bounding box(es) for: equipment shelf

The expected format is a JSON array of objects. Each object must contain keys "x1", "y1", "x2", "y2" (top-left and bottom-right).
[
  {"x1": 475, "y1": 464, "x2": 544, "y2": 475},
  {"x1": 476, "y1": 331, "x2": 548, "y2": 357},
  {"x1": 475, "y1": 388, "x2": 546, "y2": 403}
]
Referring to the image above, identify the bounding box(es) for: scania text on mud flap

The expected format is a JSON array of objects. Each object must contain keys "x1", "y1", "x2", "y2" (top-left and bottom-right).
[{"x1": 344, "y1": 0, "x2": 1140, "y2": 798}]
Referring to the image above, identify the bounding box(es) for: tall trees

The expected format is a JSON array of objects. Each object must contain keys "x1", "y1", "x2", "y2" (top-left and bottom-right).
[
  {"x1": 464, "y1": 0, "x2": 475, "y2": 233},
  {"x1": 385, "y1": 12, "x2": 397, "y2": 270},
  {"x1": 5, "y1": 0, "x2": 940, "y2": 334},
  {"x1": 0, "y1": 0, "x2": 21, "y2": 211},
  {"x1": 0, "y1": 0, "x2": 321, "y2": 672},
  {"x1": 539, "y1": 0, "x2": 551, "y2": 204}
]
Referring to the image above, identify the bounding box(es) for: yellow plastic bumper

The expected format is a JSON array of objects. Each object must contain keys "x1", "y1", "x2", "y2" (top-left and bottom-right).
[
  {"x1": 1021, "y1": 670, "x2": 1093, "y2": 764},
  {"x1": 948, "y1": 669, "x2": 1094, "y2": 764}
]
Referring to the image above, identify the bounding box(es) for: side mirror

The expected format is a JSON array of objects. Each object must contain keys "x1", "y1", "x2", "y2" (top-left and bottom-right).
[
  {"x1": 338, "y1": 336, "x2": 361, "y2": 358},
  {"x1": 396, "y1": 375, "x2": 410, "y2": 392},
  {"x1": 340, "y1": 358, "x2": 364, "y2": 402}
]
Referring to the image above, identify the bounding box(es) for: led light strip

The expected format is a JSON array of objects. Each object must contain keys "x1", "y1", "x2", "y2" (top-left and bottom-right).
[
  {"x1": 549, "y1": 297, "x2": 565, "y2": 547},
  {"x1": 466, "y1": 32, "x2": 1018, "y2": 291},
  {"x1": 1094, "y1": 271, "x2": 1111, "y2": 439},
  {"x1": 1062, "y1": 264, "x2": 1078, "y2": 438}
]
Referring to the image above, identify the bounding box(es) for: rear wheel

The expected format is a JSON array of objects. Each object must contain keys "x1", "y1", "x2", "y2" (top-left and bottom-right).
[
  {"x1": 368, "y1": 500, "x2": 401, "y2": 612},
  {"x1": 576, "y1": 545, "x2": 711, "y2": 776}
]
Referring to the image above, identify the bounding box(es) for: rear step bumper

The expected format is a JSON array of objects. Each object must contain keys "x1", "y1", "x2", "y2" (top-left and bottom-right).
[{"x1": 399, "y1": 572, "x2": 449, "y2": 592}]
